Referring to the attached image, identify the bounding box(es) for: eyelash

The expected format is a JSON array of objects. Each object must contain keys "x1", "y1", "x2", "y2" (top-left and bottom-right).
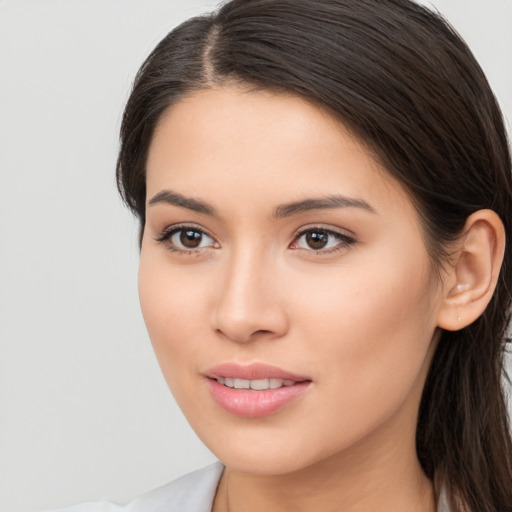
[
  {"x1": 154, "y1": 224, "x2": 218, "y2": 256},
  {"x1": 154, "y1": 224, "x2": 356, "y2": 256},
  {"x1": 291, "y1": 226, "x2": 356, "y2": 254}
]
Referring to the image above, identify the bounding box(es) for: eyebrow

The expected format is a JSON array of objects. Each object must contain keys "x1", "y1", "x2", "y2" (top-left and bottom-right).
[
  {"x1": 148, "y1": 190, "x2": 217, "y2": 216},
  {"x1": 273, "y1": 195, "x2": 375, "y2": 218},
  {"x1": 148, "y1": 189, "x2": 375, "y2": 218}
]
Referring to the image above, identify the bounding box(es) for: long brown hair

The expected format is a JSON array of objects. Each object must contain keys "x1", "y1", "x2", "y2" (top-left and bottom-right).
[{"x1": 116, "y1": 1, "x2": 512, "y2": 509}]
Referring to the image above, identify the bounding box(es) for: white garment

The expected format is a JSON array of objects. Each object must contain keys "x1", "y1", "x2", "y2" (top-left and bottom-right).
[
  {"x1": 51, "y1": 462, "x2": 451, "y2": 512},
  {"x1": 51, "y1": 462, "x2": 224, "y2": 512}
]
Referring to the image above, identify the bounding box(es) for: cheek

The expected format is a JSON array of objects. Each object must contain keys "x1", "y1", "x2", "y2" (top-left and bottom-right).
[
  {"x1": 292, "y1": 248, "x2": 436, "y2": 419},
  {"x1": 137, "y1": 250, "x2": 208, "y2": 382},
  {"x1": 137, "y1": 235, "x2": 439, "y2": 471}
]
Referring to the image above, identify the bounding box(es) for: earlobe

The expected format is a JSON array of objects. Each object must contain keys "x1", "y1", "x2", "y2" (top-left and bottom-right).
[{"x1": 436, "y1": 209, "x2": 505, "y2": 332}]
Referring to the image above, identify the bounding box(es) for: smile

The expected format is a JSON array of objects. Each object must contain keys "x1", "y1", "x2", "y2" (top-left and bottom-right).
[
  {"x1": 205, "y1": 363, "x2": 312, "y2": 417},
  {"x1": 215, "y1": 377, "x2": 297, "y2": 390}
]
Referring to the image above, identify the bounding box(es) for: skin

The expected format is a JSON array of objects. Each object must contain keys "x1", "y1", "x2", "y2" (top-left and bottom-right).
[{"x1": 139, "y1": 85, "x2": 450, "y2": 512}]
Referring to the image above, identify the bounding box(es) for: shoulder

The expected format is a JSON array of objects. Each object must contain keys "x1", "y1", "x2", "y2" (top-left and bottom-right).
[
  {"x1": 49, "y1": 462, "x2": 224, "y2": 512},
  {"x1": 126, "y1": 461, "x2": 224, "y2": 512}
]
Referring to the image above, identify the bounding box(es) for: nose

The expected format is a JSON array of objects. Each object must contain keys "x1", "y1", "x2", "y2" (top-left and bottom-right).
[{"x1": 211, "y1": 249, "x2": 289, "y2": 344}]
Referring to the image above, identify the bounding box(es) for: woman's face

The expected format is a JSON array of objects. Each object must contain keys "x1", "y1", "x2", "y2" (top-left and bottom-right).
[{"x1": 139, "y1": 86, "x2": 444, "y2": 475}]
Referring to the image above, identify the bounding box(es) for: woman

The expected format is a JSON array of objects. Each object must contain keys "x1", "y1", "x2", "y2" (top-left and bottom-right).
[{"x1": 57, "y1": 0, "x2": 512, "y2": 510}]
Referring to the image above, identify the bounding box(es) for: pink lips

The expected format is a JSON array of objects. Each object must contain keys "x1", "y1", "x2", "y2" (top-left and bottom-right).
[{"x1": 205, "y1": 363, "x2": 312, "y2": 418}]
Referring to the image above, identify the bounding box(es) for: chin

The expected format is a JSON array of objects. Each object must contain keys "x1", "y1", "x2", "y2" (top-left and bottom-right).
[
  {"x1": 194, "y1": 421, "x2": 335, "y2": 476},
  {"x1": 216, "y1": 449, "x2": 311, "y2": 476}
]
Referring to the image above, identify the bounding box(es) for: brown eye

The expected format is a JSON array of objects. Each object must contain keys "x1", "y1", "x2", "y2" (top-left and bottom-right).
[
  {"x1": 305, "y1": 230, "x2": 329, "y2": 250},
  {"x1": 155, "y1": 226, "x2": 218, "y2": 252},
  {"x1": 179, "y1": 229, "x2": 203, "y2": 248},
  {"x1": 292, "y1": 227, "x2": 355, "y2": 253}
]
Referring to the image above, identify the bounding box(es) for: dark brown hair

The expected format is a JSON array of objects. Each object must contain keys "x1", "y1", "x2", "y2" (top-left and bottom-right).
[{"x1": 116, "y1": 1, "x2": 512, "y2": 510}]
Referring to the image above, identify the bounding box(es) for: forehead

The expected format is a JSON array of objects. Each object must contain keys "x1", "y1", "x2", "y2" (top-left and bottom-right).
[
  {"x1": 150, "y1": 85, "x2": 350, "y2": 158},
  {"x1": 146, "y1": 85, "x2": 412, "y2": 218}
]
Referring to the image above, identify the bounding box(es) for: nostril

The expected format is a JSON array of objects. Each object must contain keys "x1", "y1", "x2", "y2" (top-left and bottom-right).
[
  {"x1": 215, "y1": 327, "x2": 275, "y2": 343},
  {"x1": 254, "y1": 329, "x2": 272, "y2": 336}
]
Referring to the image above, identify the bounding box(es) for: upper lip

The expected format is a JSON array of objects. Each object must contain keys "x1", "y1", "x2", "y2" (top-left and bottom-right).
[{"x1": 205, "y1": 362, "x2": 311, "y2": 382}]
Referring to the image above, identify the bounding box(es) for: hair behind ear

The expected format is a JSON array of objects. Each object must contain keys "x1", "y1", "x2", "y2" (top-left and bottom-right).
[
  {"x1": 420, "y1": 209, "x2": 511, "y2": 510},
  {"x1": 418, "y1": 324, "x2": 512, "y2": 511},
  {"x1": 418, "y1": 210, "x2": 511, "y2": 510}
]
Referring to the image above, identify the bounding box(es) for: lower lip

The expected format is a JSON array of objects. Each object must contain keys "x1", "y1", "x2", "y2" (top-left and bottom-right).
[{"x1": 206, "y1": 379, "x2": 311, "y2": 418}]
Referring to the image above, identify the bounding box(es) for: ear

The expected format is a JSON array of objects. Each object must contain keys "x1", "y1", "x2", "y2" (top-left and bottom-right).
[{"x1": 437, "y1": 209, "x2": 506, "y2": 331}]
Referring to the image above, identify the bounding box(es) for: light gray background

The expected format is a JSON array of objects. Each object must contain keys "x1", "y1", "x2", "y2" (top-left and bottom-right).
[{"x1": 0, "y1": 1, "x2": 511, "y2": 511}]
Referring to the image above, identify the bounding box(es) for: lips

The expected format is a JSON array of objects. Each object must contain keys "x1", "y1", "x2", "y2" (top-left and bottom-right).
[
  {"x1": 205, "y1": 362, "x2": 310, "y2": 381},
  {"x1": 204, "y1": 363, "x2": 312, "y2": 417}
]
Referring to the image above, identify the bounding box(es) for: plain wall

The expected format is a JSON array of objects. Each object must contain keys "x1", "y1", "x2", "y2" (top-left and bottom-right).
[{"x1": 0, "y1": 1, "x2": 511, "y2": 511}]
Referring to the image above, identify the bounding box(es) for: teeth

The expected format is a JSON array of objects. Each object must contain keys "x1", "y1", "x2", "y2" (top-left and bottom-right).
[
  {"x1": 269, "y1": 378, "x2": 283, "y2": 389},
  {"x1": 250, "y1": 379, "x2": 269, "y2": 390},
  {"x1": 216, "y1": 377, "x2": 297, "y2": 390},
  {"x1": 233, "y1": 378, "x2": 250, "y2": 389}
]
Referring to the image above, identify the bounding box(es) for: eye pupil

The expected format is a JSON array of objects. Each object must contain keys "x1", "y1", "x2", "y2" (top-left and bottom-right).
[
  {"x1": 306, "y1": 231, "x2": 328, "y2": 249},
  {"x1": 180, "y1": 229, "x2": 202, "y2": 248}
]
